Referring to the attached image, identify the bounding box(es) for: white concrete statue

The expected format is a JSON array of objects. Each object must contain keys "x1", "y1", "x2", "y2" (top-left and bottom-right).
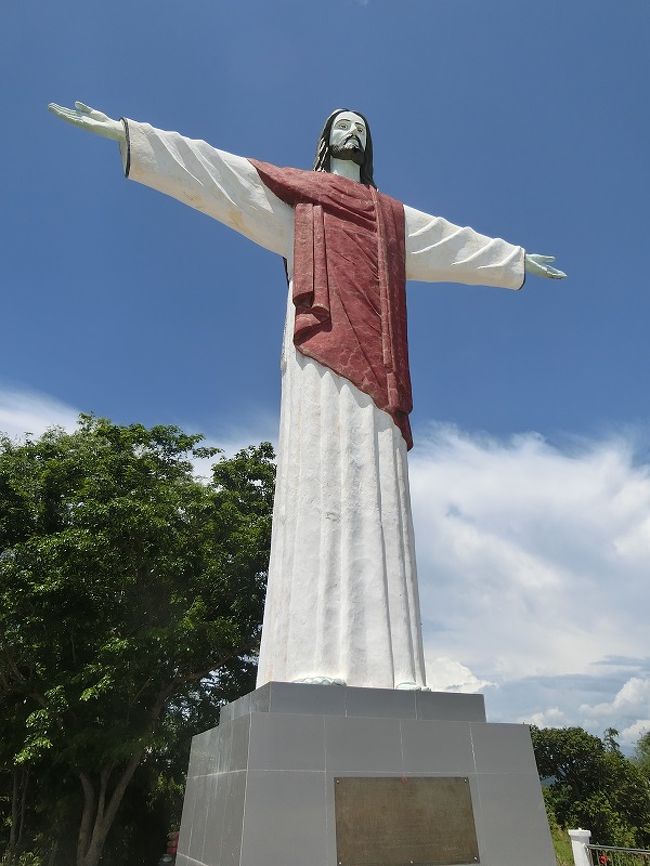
[{"x1": 49, "y1": 101, "x2": 566, "y2": 691}]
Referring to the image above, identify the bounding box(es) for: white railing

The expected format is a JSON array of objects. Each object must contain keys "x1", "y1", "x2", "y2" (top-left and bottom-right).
[
  {"x1": 586, "y1": 844, "x2": 650, "y2": 866},
  {"x1": 569, "y1": 829, "x2": 650, "y2": 866}
]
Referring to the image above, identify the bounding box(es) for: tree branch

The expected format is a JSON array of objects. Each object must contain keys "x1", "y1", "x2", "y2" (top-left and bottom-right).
[
  {"x1": 98, "y1": 749, "x2": 144, "y2": 846},
  {"x1": 17, "y1": 768, "x2": 29, "y2": 846},
  {"x1": 76, "y1": 772, "x2": 95, "y2": 866},
  {"x1": 165, "y1": 644, "x2": 255, "y2": 694},
  {"x1": 85, "y1": 764, "x2": 114, "y2": 861},
  {"x1": 97, "y1": 766, "x2": 111, "y2": 825}
]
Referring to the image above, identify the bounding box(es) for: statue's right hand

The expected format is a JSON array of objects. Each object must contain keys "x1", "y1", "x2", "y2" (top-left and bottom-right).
[{"x1": 48, "y1": 101, "x2": 125, "y2": 143}]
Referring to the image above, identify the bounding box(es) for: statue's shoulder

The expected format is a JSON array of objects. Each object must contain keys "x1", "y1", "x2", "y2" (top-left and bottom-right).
[
  {"x1": 249, "y1": 159, "x2": 341, "y2": 205},
  {"x1": 375, "y1": 188, "x2": 404, "y2": 209},
  {"x1": 248, "y1": 158, "x2": 310, "y2": 180}
]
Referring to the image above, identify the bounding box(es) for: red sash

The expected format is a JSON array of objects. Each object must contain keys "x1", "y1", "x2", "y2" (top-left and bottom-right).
[{"x1": 250, "y1": 160, "x2": 413, "y2": 449}]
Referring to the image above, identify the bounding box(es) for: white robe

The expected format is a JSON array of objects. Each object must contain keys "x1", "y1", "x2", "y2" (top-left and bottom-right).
[{"x1": 123, "y1": 120, "x2": 525, "y2": 690}]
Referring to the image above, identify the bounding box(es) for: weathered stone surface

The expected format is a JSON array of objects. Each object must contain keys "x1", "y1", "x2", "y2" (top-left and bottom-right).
[{"x1": 178, "y1": 683, "x2": 554, "y2": 866}]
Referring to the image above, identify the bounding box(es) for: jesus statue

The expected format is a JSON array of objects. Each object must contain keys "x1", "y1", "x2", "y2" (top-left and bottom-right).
[{"x1": 49, "y1": 101, "x2": 565, "y2": 692}]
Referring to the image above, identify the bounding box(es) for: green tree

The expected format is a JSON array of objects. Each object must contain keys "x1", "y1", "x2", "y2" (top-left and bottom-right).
[
  {"x1": 532, "y1": 726, "x2": 650, "y2": 847},
  {"x1": 635, "y1": 731, "x2": 650, "y2": 781},
  {"x1": 0, "y1": 417, "x2": 274, "y2": 866}
]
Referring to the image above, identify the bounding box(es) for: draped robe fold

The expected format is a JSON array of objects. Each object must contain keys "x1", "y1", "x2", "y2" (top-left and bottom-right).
[
  {"x1": 249, "y1": 159, "x2": 414, "y2": 448},
  {"x1": 121, "y1": 120, "x2": 526, "y2": 689}
]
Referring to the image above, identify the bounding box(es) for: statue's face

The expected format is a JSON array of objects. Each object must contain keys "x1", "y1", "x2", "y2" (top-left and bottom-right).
[{"x1": 329, "y1": 111, "x2": 367, "y2": 165}]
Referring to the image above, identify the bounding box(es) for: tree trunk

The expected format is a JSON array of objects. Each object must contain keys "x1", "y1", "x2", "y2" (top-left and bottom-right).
[
  {"x1": 76, "y1": 692, "x2": 169, "y2": 866},
  {"x1": 3, "y1": 767, "x2": 20, "y2": 866},
  {"x1": 76, "y1": 773, "x2": 95, "y2": 866},
  {"x1": 48, "y1": 838, "x2": 59, "y2": 866},
  {"x1": 17, "y1": 769, "x2": 28, "y2": 846},
  {"x1": 76, "y1": 751, "x2": 143, "y2": 866}
]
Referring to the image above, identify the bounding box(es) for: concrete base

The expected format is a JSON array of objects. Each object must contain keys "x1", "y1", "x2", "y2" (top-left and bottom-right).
[{"x1": 176, "y1": 682, "x2": 554, "y2": 866}]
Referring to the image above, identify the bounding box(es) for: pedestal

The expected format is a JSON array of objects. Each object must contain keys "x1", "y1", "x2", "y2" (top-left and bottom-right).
[{"x1": 176, "y1": 682, "x2": 554, "y2": 866}]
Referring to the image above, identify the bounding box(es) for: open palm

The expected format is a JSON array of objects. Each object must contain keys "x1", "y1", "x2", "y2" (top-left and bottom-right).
[
  {"x1": 525, "y1": 253, "x2": 566, "y2": 280},
  {"x1": 48, "y1": 101, "x2": 125, "y2": 143}
]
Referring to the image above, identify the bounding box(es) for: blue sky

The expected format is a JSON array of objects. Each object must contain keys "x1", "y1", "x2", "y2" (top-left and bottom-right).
[{"x1": 2, "y1": 0, "x2": 649, "y2": 745}]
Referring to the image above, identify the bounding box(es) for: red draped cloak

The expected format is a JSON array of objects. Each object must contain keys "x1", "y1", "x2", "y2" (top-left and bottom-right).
[{"x1": 249, "y1": 160, "x2": 413, "y2": 449}]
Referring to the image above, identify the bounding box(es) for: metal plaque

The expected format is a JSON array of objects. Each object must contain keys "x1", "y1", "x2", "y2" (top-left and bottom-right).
[{"x1": 334, "y1": 776, "x2": 479, "y2": 866}]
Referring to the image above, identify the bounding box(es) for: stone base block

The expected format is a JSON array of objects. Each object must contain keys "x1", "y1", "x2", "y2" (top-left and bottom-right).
[{"x1": 176, "y1": 682, "x2": 554, "y2": 866}]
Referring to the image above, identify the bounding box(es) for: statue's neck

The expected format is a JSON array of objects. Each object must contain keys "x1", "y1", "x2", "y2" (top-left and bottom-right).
[{"x1": 329, "y1": 157, "x2": 361, "y2": 183}]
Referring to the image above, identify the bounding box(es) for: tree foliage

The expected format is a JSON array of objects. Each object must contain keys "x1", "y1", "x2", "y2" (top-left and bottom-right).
[
  {"x1": 0, "y1": 417, "x2": 275, "y2": 866},
  {"x1": 531, "y1": 725, "x2": 650, "y2": 848},
  {"x1": 635, "y1": 731, "x2": 650, "y2": 782}
]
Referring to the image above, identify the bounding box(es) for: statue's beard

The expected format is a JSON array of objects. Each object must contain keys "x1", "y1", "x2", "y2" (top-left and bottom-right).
[{"x1": 330, "y1": 136, "x2": 365, "y2": 166}]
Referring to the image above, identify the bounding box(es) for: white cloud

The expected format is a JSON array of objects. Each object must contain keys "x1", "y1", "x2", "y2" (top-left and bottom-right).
[
  {"x1": 0, "y1": 386, "x2": 79, "y2": 440},
  {"x1": 582, "y1": 676, "x2": 650, "y2": 719},
  {"x1": 519, "y1": 707, "x2": 568, "y2": 728},
  {"x1": 410, "y1": 423, "x2": 650, "y2": 739},
  {"x1": 424, "y1": 656, "x2": 494, "y2": 693},
  {"x1": 620, "y1": 719, "x2": 650, "y2": 747}
]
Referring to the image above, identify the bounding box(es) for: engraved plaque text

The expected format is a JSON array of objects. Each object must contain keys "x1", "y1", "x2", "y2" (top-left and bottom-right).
[{"x1": 334, "y1": 776, "x2": 479, "y2": 866}]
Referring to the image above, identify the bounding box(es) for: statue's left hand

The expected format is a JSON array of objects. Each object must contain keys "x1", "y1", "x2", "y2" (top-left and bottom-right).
[{"x1": 525, "y1": 253, "x2": 566, "y2": 280}]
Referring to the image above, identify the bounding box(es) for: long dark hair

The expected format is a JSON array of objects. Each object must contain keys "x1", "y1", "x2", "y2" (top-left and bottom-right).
[{"x1": 313, "y1": 108, "x2": 376, "y2": 188}]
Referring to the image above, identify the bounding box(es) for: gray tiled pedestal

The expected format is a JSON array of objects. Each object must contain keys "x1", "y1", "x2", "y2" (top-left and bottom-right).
[{"x1": 176, "y1": 682, "x2": 554, "y2": 866}]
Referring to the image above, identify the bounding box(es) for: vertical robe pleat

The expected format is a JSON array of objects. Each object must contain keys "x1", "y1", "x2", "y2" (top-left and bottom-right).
[{"x1": 256, "y1": 288, "x2": 427, "y2": 689}]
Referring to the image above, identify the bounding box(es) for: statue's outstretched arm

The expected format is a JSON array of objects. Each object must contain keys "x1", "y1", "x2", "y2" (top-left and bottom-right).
[
  {"x1": 525, "y1": 253, "x2": 566, "y2": 280},
  {"x1": 48, "y1": 101, "x2": 125, "y2": 144},
  {"x1": 49, "y1": 100, "x2": 294, "y2": 257}
]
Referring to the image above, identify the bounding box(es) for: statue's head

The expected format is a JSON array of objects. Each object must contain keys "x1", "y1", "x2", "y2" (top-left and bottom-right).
[{"x1": 313, "y1": 109, "x2": 376, "y2": 188}]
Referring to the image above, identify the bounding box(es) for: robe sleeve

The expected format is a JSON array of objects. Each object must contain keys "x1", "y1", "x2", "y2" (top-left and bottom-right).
[
  {"x1": 404, "y1": 204, "x2": 525, "y2": 290},
  {"x1": 119, "y1": 119, "x2": 294, "y2": 258}
]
